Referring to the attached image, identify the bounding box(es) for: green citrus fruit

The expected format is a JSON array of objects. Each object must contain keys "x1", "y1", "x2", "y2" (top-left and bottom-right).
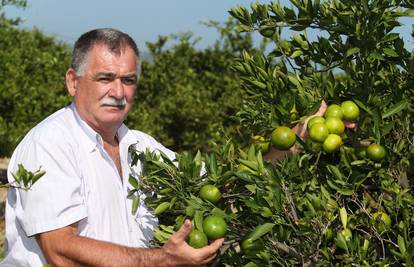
[
  {"x1": 341, "y1": 228, "x2": 352, "y2": 241},
  {"x1": 199, "y1": 184, "x2": 221, "y2": 204},
  {"x1": 188, "y1": 229, "x2": 208, "y2": 248},
  {"x1": 202, "y1": 216, "x2": 227, "y2": 240},
  {"x1": 251, "y1": 135, "x2": 270, "y2": 154},
  {"x1": 325, "y1": 104, "x2": 343, "y2": 119},
  {"x1": 241, "y1": 237, "x2": 265, "y2": 257},
  {"x1": 366, "y1": 144, "x2": 386, "y2": 161},
  {"x1": 323, "y1": 134, "x2": 342, "y2": 153},
  {"x1": 371, "y1": 211, "x2": 391, "y2": 233},
  {"x1": 271, "y1": 126, "x2": 296, "y2": 150},
  {"x1": 309, "y1": 123, "x2": 329, "y2": 143},
  {"x1": 325, "y1": 117, "x2": 345, "y2": 135},
  {"x1": 341, "y1": 100, "x2": 360, "y2": 121},
  {"x1": 307, "y1": 116, "x2": 325, "y2": 130}
]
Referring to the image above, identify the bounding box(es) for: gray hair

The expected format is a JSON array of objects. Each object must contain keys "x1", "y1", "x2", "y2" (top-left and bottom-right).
[{"x1": 71, "y1": 28, "x2": 141, "y2": 79}]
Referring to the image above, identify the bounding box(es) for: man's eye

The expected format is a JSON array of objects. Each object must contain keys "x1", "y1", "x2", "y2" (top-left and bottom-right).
[
  {"x1": 122, "y1": 78, "x2": 136, "y2": 85},
  {"x1": 98, "y1": 77, "x2": 112, "y2": 83}
]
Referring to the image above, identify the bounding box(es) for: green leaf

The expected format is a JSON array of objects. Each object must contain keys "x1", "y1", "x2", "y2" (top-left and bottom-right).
[
  {"x1": 339, "y1": 207, "x2": 348, "y2": 229},
  {"x1": 154, "y1": 202, "x2": 171, "y2": 215},
  {"x1": 290, "y1": 50, "x2": 303, "y2": 58},
  {"x1": 239, "y1": 159, "x2": 259, "y2": 171},
  {"x1": 326, "y1": 165, "x2": 343, "y2": 180},
  {"x1": 246, "y1": 223, "x2": 275, "y2": 242},
  {"x1": 159, "y1": 151, "x2": 175, "y2": 166},
  {"x1": 194, "y1": 210, "x2": 204, "y2": 232},
  {"x1": 326, "y1": 180, "x2": 354, "y2": 195},
  {"x1": 194, "y1": 150, "x2": 202, "y2": 166},
  {"x1": 32, "y1": 170, "x2": 46, "y2": 184},
  {"x1": 398, "y1": 235, "x2": 407, "y2": 254},
  {"x1": 260, "y1": 207, "x2": 273, "y2": 217},
  {"x1": 368, "y1": 51, "x2": 384, "y2": 61},
  {"x1": 247, "y1": 145, "x2": 256, "y2": 161},
  {"x1": 346, "y1": 47, "x2": 360, "y2": 57},
  {"x1": 235, "y1": 24, "x2": 254, "y2": 32},
  {"x1": 131, "y1": 195, "x2": 139, "y2": 215},
  {"x1": 353, "y1": 99, "x2": 374, "y2": 115},
  {"x1": 245, "y1": 184, "x2": 256, "y2": 193},
  {"x1": 335, "y1": 233, "x2": 349, "y2": 252},
  {"x1": 244, "y1": 262, "x2": 259, "y2": 267},
  {"x1": 383, "y1": 47, "x2": 399, "y2": 57},
  {"x1": 208, "y1": 153, "x2": 218, "y2": 178},
  {"x1": 129, "y1": 174, "x2": 139, "y2": 189},
  {"x1": 382, "y1": 100, "x2": 409, "y2": 119},
  {"x1": 287, "y1": 74, "x2": 301, "y2": 87}
]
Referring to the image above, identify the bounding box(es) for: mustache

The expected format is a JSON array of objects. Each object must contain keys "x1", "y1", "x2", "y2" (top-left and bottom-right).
[{"x1": 100, "y1": 97, "x2": 127, "y2": 107}]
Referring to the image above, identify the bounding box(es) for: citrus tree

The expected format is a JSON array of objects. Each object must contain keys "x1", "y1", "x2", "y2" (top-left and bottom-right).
[
  {"x1": 127, "y1": 19, "x2": 260, "y2": 153},
  {"x1": 135, "y1": 0, "x2": 414, "y2": 265},
  {"x1": 0, "y1": 4, "x2": 71, "y2": 156}
]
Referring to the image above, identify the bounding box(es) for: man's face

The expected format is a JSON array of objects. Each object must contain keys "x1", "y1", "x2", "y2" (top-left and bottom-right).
[{"x1": 67, "y1": 44, "x2": 138, "y2": 133}]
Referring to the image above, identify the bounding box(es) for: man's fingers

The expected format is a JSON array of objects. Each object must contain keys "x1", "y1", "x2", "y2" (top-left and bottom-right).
[
  {"x1": 315, "y1": 100, "x2": 328, "y2": 117},
  {"x1": 197, "y1": 238, "x2": 224, "y2": 264},
  {"x1": 197, "y1": 238, "x2": 224, "y2": 258},
  {"x1": 200, "y1": 253, "x2": 218, "y2": 265},
  {"x1": 173, "y1": 219, "x2": 192, "y2": 241},
  {"x1": 344, "y1": 121, "x2": 356, "y2": 128}
]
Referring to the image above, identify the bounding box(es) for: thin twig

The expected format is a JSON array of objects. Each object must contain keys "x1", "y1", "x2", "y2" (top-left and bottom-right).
[
  {"x1": 270, "y1": 240, "x2": 302, "y2": 259},
  {"x1": 282, "y1": 181, "x2": 298, "y2": 222}
]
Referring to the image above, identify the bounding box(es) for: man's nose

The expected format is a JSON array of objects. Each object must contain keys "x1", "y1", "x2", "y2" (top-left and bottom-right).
[{"x1": 109, "y1": 78, "x2": 125, "y2": 99}]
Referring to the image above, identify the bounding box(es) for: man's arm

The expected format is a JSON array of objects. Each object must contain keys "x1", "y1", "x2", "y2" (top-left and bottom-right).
[{"x1": 36, "y1": 220, "x2": 223, "y2": 267}]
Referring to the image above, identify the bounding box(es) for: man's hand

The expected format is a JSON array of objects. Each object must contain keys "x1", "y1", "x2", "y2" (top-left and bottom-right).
[
  {"x1": 264, "y1": 100, "x2": 356, "y2": 163},
  {"x1": 36, "y1": 219, "x2": 223, "y2": 267},
  {"x1": 162, "y1": 219, "x2": 224, "y2": 266}
]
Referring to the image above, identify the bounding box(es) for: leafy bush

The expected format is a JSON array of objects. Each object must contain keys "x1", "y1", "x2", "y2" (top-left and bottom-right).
[
  {"x1": 0, "y1": 18, "x2": 71, "y2": 156},
  {"x1": 127, "y1": 20, "x2": 259, "y2": 153},
  {"x1": 140, "y1": 0, "x2": 414, "y2": 265}
]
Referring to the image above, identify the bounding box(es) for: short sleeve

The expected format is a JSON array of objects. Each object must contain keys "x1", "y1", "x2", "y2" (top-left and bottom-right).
[{"x1": 9, "y1": 138, "x2": 87, "y2": 237}]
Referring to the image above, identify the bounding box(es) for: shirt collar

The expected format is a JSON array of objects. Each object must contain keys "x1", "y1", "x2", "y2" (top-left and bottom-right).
[
  {"x1": 117, "y1": 123, "x2": 138, "y2": 147},
  {"x1": 70, "y1": 103, "x2": 137, "y2": 152}
]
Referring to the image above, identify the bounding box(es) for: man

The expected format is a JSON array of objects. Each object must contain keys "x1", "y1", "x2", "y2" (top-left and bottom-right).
[{"x1": 1, "y1": 28, "x2": 222, "y2": 266}]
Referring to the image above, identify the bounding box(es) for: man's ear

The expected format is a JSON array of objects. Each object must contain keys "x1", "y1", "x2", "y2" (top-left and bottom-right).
[{"x1": 66, "y1": 68, "x2": 78, "y2": 97}]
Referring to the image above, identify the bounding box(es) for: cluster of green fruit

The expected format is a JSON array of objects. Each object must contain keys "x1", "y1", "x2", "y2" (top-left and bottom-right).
[
  {"x1": 187, "y1": 184, "x2": 228, "y2": 248},
  {"x1": 256, "y1": 100, "x2": 386, "y2": 161},
  {"x1": 306, "y1": 100, "x2": 359, "y2": 153}
]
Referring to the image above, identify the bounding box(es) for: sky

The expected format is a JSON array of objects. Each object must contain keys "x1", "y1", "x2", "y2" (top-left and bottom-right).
[
  {"x1": 3, "y1": 0, "x2": 279, "y2": 50},
  {"x1": 3, "y1": 0, "x2": 413, "y2": 52}
]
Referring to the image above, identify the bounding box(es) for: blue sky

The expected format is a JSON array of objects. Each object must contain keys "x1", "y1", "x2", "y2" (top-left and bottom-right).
[
  {"x1": 3, "y1": 0, "x2": 278, "y2": 49},
  {"x1": 3, "y1": 0, "x2": 413, "y2": 51}
]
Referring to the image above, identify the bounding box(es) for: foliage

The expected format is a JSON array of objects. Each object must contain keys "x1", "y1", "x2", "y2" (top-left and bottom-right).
[
  {"x1": 0, "y1": 21, "x2": 71, "y2": 156},
  {"x1": 127, "y1": 19, "x2": 259, "y2": 153},
  {"x1": 7, "y1": 163, "x2": 45, "y2": 190},
  {"x1": 138, "y1": 0, "x2": 414, "y2": 266}
]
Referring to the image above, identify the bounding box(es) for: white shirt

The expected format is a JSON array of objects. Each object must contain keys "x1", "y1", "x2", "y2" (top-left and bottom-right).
[{"x1": 1, "y1": 103, "x2": 175, "y2": 266}]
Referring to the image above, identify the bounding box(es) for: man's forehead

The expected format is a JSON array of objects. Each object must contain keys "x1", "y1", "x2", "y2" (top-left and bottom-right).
[
  {"x1": 84, "y1": 44, "x2": 138, "y2": 71},
  {"x1": 89, "y1": 42, "x2": 136, "y2": 57}
]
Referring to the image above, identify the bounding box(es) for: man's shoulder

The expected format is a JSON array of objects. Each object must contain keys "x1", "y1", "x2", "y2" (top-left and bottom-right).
[{"x1": 21, "y1": 106, "x2": 75, "y2": 144}]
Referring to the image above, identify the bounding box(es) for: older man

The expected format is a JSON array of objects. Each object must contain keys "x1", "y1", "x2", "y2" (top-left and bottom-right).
[{"x1": 1, "y1": 28, "x2": 222, "y2": 266}]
